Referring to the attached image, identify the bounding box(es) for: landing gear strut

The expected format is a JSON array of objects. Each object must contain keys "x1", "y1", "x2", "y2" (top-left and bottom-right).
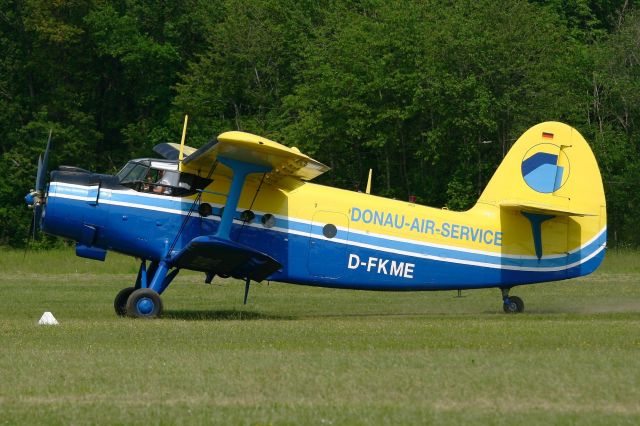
[
  {"x1": 113, "y1": 259, "x2": 179, "y2": 318},
  {"x1": 501, "y1": 288, "x2": 524, "y2": 313}
]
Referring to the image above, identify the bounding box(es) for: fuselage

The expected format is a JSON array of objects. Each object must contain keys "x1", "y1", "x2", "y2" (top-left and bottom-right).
[{"x1": 43, "y1": 162, "x2": 607, "y2": 291}]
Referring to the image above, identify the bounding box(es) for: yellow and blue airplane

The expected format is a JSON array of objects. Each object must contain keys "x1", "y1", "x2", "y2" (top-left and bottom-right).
[{"x1": 25, "y1": 121, "x2": 606, "y2": 317}]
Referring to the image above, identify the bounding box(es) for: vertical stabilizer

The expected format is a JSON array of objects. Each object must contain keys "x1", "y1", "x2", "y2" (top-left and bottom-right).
[{"x1": 478, "y1": 122, "x2": 606, "y2": 273}]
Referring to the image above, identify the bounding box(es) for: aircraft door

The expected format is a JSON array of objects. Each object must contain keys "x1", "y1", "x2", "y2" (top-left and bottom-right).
[{"x1": 308, "y1": 211, "x2": 349, "y2": 278}]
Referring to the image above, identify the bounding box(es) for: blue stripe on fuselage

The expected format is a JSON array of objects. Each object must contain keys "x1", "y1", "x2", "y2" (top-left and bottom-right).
[
  {"x1": 47, "y1": 183, "x2": 606, "y2": 289},
  {"x1": 237, "y1": 224, "x2": 605, "y2": 289}
]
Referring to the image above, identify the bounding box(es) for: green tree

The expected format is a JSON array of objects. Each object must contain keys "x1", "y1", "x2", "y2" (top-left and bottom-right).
[
  {"x1": 281, "y1": 0, "x2": 581, "y2": 207},
  {"x1": 0, "y1": 0, "x2": 639, "y2": 247},
  {"x1": 588, "y1": 9, "x2": 640, "y2": 246},
  {"x1": 0, "y1": 0, "x2": 222, "y2": 245},
  {"x1": 173, "y1": 0, "x2": 321, "y2": 147}
]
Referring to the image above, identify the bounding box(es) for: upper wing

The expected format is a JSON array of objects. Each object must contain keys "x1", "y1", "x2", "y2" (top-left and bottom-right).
[
  {"x1": 181, "y1": 131, "x2": 329, "y2": 183},
  {"x1": 153, "y1": 142, "x2": 198, "y2": 160}
]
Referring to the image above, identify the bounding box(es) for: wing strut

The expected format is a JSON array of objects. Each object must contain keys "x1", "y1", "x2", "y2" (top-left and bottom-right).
[
  {"x1": 215, "y1": 156, "x2": 271, "y2": 240},
  {"x1": 168, "y1": 160, "x2": 219, "y2": 256},
  {"x1": 166, "y1": 156, "x2": 281, "y2": 283},
  {"x1": 237, "y1": 172, "x2": 266, "y2": 239}
]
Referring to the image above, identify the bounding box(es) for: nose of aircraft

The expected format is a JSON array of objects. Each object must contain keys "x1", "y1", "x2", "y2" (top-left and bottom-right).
[
  {"x1": 25, "y1": 192, "x2": 35, "y2": 206},
  {"x1": 26, "y1": 130, "x2": 53, "y2": 234}
]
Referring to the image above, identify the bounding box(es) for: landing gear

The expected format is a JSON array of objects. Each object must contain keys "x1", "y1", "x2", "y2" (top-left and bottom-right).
[
  {"x1": 113, "y1": 259, "x2": 179, "y2": 318},
  {"x1": 125, "y1": 288, "x2": 163, "y2": 318},
  {"x1": 114, "y1": 287, "x2": 136, "y2": 316},
  {"x1": 503, "y1": 296, "x2": 524, "y2": 313},
  {"x1": 501, "y1": 288, "x2": 524, "y2": 313}
]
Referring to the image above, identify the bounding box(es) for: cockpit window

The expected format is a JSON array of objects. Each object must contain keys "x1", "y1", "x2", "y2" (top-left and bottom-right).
[
  {"x1": 117, "y1": 160, "x2": 211, "y2": 196},
  {"x1": 117, "y1": 162, "x2": 149, "y2": 184}
]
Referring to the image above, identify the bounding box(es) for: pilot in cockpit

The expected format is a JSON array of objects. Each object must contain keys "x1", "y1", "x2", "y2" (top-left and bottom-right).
[{"x1": 153, "y1": 170, "x2": 173, "y2": 195}]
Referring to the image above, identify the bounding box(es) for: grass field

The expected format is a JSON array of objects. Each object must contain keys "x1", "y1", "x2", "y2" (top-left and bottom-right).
[{"x1": 0, "y1": 248, "x2": 639, "y2": 425}]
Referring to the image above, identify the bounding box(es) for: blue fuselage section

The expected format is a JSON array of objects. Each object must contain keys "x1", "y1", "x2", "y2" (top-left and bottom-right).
[{"x1": 43, "y1": 179, "x2": 606, "y2": 291}]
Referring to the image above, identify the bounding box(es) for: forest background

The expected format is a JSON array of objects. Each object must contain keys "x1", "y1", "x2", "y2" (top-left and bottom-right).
[{"x1": 0, "y1": 0, "x2": 638, "y2": 248}]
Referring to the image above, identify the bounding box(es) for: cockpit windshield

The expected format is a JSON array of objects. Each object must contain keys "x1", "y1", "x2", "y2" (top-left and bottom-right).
[
  {"x1": 116, "y1": 160, "x2": 211, "y2": 196},
  {"x1": 117, "y1": 162, "x2": 149, "y2": 184}
]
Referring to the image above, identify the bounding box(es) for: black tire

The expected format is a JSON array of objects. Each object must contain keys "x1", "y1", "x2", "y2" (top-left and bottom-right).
[
  {"x1": 503, "y1": 296, "x2": 525, "y2": 313},
  {"x1": 125, "y1": 288, "x2": 163, "y2": 318},
  {"x1": 114, "y1": 287, "x2": 136, "y2": 317}
]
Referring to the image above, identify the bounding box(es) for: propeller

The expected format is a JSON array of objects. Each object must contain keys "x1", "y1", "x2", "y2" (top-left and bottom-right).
[
  {"x1": 38, "y1": 129, "x2": 52, "y2": 193},
  {"x1": 25, "y1": 130, "x2": 53, "y2": 240}
]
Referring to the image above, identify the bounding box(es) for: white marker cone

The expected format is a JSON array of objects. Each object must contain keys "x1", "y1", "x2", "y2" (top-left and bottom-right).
[{"x1": 38, "y1": 311, "x2": 59, "y2": 325}]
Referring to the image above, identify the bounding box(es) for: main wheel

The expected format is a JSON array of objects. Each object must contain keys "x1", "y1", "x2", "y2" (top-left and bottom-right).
[
  {"x1": 114, "y1": 287, "x2": 136, "y2": 317},
  {"x1": 503, "y1": 296, "x2": 524, "y2": 313},
  {"x1": 125, "y1": 288, "x2": 163, "y2": 318}
]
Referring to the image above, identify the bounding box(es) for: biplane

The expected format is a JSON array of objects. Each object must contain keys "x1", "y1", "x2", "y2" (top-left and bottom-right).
[{"x1": 25, "y1": 121, "x2": 606, "y2": 317}]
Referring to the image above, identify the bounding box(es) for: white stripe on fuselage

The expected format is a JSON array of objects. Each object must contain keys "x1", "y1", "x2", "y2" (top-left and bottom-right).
[{"x1": 48, "y1": 182, "x2": 606, "y2": 273}]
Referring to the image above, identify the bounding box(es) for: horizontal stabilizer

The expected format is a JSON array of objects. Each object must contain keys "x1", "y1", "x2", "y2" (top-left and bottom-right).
[
  {"x1": 170, "y1": 235, "x2": 281, "y2": 282},
  {"x1": 499, "y1": 200, "x2": 595, "y2": 217}
]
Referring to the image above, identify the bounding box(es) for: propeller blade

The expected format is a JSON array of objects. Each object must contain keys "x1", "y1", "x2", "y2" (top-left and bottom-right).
[
  {"x1": 29, "y1": 211, "x2": 36, "y2": 240},
  {"x1": 34, "y1": 204, "x2": 43, "y2": 230},
  {"x1": 35, "y1": 155, "x2": 43, "y2": 192},
  {"x1": 36, "y1": 129, "x2": 52, "y2": 192},
  {"x1": 23, "y1": 209, "x2": 37, "y2": 259}
]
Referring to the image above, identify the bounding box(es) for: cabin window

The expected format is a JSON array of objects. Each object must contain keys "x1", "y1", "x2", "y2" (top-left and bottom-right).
[
  {"x1": 261, "y1": 213, "x2": 276, "y2": 228},
  {"x1": 117, "y1": 162, "x2": 149, "y2": 184},
  {"x1": 117, "y1": 160, "x2": 210, "y2": 196},
  {"x1": 198, "y1": 203, "x2": 213, "y2": 217},
  {"x1": 323, "y1": 224, "x2": 337, "y2": 238}
]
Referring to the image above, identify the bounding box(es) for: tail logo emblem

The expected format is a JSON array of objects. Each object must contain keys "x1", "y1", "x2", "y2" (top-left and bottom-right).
[{"x1": 521, "y1": 143, "x2": 570, "y2": 193}]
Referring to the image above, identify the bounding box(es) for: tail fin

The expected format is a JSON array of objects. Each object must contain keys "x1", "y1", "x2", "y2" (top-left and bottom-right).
[
  {"x1": 478, "y1": 122, "x2": 606, "y2": 271},
  {"x1": 479, "y1": 122, "x2": 605, "y2": 215}
]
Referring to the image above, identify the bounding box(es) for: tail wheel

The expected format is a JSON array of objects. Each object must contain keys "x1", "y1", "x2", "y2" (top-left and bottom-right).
[
  {"x1": 114, "y1": 287, "x2": 136, "y2": 317},
  {"x1": 126, "y1": 288, "x2": 163, "y2": 318},
  {"x1": 503, "y1": 296, "x2": 525, "y2": 313}
]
